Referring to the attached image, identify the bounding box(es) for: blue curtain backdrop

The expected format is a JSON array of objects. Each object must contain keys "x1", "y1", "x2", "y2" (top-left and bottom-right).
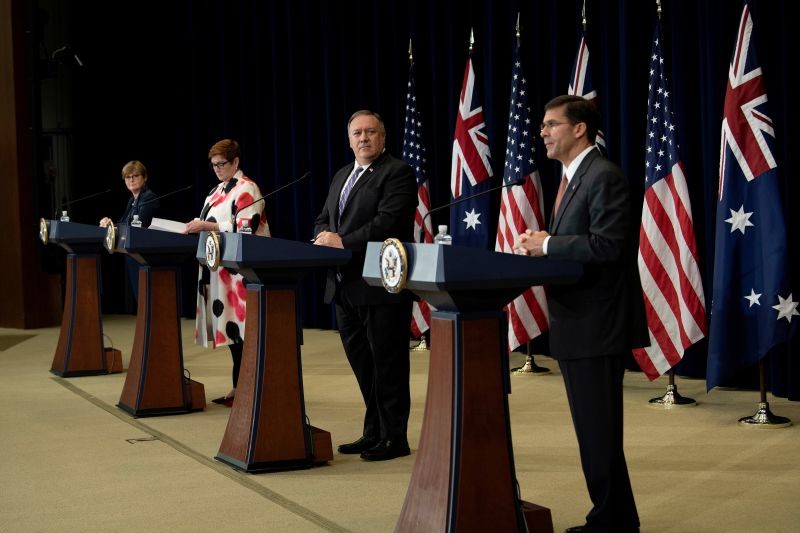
[{"x1": 34, "y1": 0, "x2": 797, "y2": 397}]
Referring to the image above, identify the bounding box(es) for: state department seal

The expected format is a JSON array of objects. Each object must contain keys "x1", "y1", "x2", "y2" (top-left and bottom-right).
[
  {"x1": 379, "y1": 238, "x2": 408, "y2": 294},
  {"x1": 104, "y1": 222, "x2": 117, "y2": 253},
  {"x1": 39, "y1": 218, "x2": 49, "y2": 245},
  {"x1": 205, "y1": 231, "x2": 221, "y2": 271}
]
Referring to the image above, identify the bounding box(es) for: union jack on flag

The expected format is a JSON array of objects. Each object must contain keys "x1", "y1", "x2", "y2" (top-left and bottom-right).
[
  {"x1": 402, "y1": 56, "x2": 432, "y2": 337},
  {"x1": 633, "y1": 21, "x2": 707, "y2": 381},
  {"x1": 707, "y1": 2, "x2": 797, "y2": 390},
  {"x1": 568, "y1": 31, "x2": 606, "y2": 153},
  {"x1": 495, "y1": 42, "x2": 548, "y2": 350},
  {"x1": 450, "y1": 52, "x2": 493, "y2": 249}
]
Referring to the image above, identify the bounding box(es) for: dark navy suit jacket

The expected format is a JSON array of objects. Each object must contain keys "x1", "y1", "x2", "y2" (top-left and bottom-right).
[
  {"x1": 545, "y1": 149, "x2": 649, "y2": 359},
  {"x1": 314, "y1": 152, "x2": 417, "y2": 306}
]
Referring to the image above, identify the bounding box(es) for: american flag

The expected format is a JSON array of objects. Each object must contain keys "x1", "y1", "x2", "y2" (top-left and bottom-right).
[
  {"x1": 495, "y1": 42, "x2": 548, "y2": 351},
  {"x1": 632, "y1": 21, "x2": 707, "y2": 381},
  {"x1": 402, "y1": 55, "x2": 432, "y2": 337},
  {"x1": 450, "y1": 52, "x2": 493, "y2": 249},
  {"x1": 707, "y1": 3, "x2": 797, "y2": 390},
  {"x1": 568, "y1": 31, "x2": 606, "y2": 153}
]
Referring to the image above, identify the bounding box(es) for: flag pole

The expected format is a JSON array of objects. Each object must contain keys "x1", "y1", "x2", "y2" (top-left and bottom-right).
[
  {"x1": 501, "y1": 13, "x2": 550, "y2": 376},
  {"x1": 581, "y1": 0, "x2": 587, "y2": 30},
  {"x1": 737, "y1": 360, "x2": 791, "y2": 428},
  {"x1": 643, "y1": 0, "x2": 698, "y2": 409},
  {"x1": 406, "y1": 36, "x2": 430, "y2": 353}
]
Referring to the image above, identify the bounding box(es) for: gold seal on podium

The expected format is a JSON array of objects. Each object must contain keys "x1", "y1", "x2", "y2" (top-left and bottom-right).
[
  {"x1": 39, "y1": 218, "x2": 49, "y2": 244},
  {"x1": 379, "y1": 238, "x2": 408, "y2": 294},
  {"x1": 104, "y1": 222, "x2": 117, "y2": 253},
  {"x1": 205, "y1": 231, "x2": 221, "y2": 271}
]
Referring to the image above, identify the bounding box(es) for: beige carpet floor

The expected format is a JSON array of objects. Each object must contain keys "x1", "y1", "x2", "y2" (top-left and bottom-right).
[{"x1": 1, "y1": 315, "x2": 798, "y2": 532}]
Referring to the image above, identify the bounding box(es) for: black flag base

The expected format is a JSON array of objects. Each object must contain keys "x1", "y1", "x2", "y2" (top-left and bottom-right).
[
  {"x1": 511, "y1": 354, "x2": 551, "y2": 375},
  {"x1": 738, "y1": 402, "x2": 792, "y2": 429},
  {"x1": 648, "y1": 383, "x2": 697, "y2": 408}
]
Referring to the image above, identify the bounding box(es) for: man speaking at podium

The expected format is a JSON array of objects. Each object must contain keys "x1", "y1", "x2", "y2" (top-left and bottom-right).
[
  {"x1": 515, "y1": 95, "x2": 648, "y2": 532},
  {"x1": 313, "y1": 110, "x2": 417, "y2": 461}
]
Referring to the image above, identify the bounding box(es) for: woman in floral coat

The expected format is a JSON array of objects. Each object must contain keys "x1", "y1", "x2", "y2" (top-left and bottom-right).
[{"x1": 185, "y1": 139, "x2": 270, "y2": 406}]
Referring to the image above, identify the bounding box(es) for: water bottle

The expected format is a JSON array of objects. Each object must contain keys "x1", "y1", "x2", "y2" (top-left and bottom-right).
[
  {"x1": 60, "y1": 210, "x2": 70, "y2": 222},
  {"x1": 434, "y1": 224, "x2": 452, "y2": 245},
  {"x1": 131, "y1": 214, "x2": 142, "y2": 228},
  {"x1": 239, "y1": 219, "x2": 252, "y2": 234}
]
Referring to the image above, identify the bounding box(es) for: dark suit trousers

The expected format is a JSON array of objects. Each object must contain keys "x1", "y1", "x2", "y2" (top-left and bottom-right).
[
  {"x1": 335, "y1": 296, "x2": 412, "y2": 442},
  {"x1": 559, "y1": 355, "x2": 639, "y2": 532}
]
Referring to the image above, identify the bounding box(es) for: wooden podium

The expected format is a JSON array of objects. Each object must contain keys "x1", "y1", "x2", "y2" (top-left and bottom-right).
[
  {"x1": 198, "y1": 232, "x2": 350, "y2": 472},
  {"x1": 107, "y1": 224, "x2": 204, "y2": 416},
  {"x1": 364, "y1": 242, "x2": 582, "y2": 533},
  {"x1": 41, "y1": 219, "x2": 121, "y2": 376}
]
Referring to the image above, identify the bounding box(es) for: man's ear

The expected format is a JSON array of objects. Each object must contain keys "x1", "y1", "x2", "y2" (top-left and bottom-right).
[{"x1": 573, "y1": 121, "x2": 588, "y2": 139}]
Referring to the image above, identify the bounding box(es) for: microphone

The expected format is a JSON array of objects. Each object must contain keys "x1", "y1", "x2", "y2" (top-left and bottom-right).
[
  {"x1": 136, "y1": 184, "x2": 194, "y2": 207},
  {"x1": 56, "y1": 188, "x2": 112, "y2": 218},
  {"x1": 232, "y1": 171, "x2": 311, "y2": 227},
  {"x1": 419, "y1": 177, "x2": 525, "y2": 242}
]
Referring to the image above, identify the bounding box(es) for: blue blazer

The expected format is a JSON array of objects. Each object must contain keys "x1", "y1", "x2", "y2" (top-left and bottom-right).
[{"x1": 119, "y1": 187, "x2": 159, "y2": 228}]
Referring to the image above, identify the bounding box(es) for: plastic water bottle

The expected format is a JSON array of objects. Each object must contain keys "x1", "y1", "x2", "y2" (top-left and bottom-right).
[
  {"x1": 131, "y1": 214, "x2": 142, "y2": 228},
  {"x1": 239, "y1": 219, "x2": 252, "y2": 234},
  {"x1": 434, "y1": 224, "x2": 452, "y2": 245},
  {"x1": 60, "y1": 210, "x2": 70, "y2": 222}
]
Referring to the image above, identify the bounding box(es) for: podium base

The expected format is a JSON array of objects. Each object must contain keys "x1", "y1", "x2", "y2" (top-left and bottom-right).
[
  {"x1": 117, "y1": 378, "x2": 205, "y2": 417},
  {"x1": 104, "y1": 348, "x2": 124, "y2": 373},
  {"x1": 521, "y1": 500, "x2": 554, "y2": 533},
  {"x1": 50, "y1": 348, "x2": 122, "y2": 377},
  {"x1": 186, "y1": 378, "x2": 206, "y2": 411},
  {"x1": 310, "y1": 425, "x2": 333, "y2": 464},
  {"x1": 215, "y1": 424, "x2": 331, "y2": 473}
]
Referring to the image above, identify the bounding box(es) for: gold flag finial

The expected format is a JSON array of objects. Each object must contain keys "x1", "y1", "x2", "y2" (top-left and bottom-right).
[
  {"x1": 581, "y1": 0, "x2": 588, "y2": 31},
  {"x1": 408, "y1": 38, "x2": 413, "y2": 64},
  {"x1": 656, "y1": 0, "x2": 662, "y2": 20},
  {"x1": 469, "y1": 28, "x2": 474, "y2": 52},
  {"x1": 515, "y1": 12, "x2": 521, "y2": 46}
]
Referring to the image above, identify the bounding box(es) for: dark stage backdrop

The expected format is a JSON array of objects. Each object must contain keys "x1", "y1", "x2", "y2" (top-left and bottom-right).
[{"x1": 30, "y1": 0, "x2": 797, "y2": 397}]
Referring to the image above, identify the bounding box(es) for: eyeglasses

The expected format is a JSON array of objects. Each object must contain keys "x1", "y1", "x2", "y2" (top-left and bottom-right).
[
  {"x1": 123, "y1": 174, "x2": 143, "y2": 180},
  {"x1": 539, "y1": 121, "x2": 570, "y2": 131},
  {"x1": 209, "y1": 160, "x2": 229, "y2": 170}
]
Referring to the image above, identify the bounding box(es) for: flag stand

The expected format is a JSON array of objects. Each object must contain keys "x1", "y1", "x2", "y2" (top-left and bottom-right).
[
  {"x1": 411, "y1": 334, "x2": 428, "y2": 352},
  {"x1": 511, "y1": 341, "x2": 551, "y2": 375},
  {"x1": 648, "y1": 369, "x2": 695, "y2": 408},
  {"x1": 739, "y1": 360, "x2": 791, "y2": 428}
]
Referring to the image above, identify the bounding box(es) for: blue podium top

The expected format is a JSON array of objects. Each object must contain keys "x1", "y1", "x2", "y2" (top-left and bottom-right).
[
  {"x1": 44, "y1": 220, "x2": 106, "y2": 254},
  {"x1": 114, "y1": 225, "x2": 199, "y2": 265},
  {"x1": 197, "y1": 232, "x2": 351, "y2": 284},
  {"x1": 363, "y1": 242, "x2": 582, "y2": 312}
]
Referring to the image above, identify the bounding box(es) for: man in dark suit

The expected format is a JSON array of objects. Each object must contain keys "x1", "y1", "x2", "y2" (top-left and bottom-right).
[
  {"x1": 313, "y1": 110, "x2": 417, "y2": 461},
  {"x1": 515, "y1": 95, "x2": 648, "y2": 533}
]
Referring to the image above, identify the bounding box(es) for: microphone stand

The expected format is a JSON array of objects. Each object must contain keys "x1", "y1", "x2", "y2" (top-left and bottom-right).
[
  {"x1": 56, "y1": 188, "x2": 112, "y2": 219},
  {"x1": 136, "y1": 184, "x2": 194, "y2": 207},
  {"x1": 419, "y1": 178, "x2": 524, "y2": 243},
  {"x1": 232, "y1": 171, "x2": 311, "y2": 230}
]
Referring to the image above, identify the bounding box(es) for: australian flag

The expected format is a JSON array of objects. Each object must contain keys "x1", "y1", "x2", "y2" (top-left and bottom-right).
[
  {"x1": 567, "y1": 30, "x2": 606, "y2": 154},
  {"x1": 450, "y1": 52, "x2": 493, "y2": 249},
  {"x1": 707, "y1": 2, "x2": 797, "y2": 390}
]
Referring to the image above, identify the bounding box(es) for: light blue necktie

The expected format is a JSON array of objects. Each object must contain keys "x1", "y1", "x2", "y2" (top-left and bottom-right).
[{"x1": 338, "y1": 165, "x2": 364, "y2": 222}]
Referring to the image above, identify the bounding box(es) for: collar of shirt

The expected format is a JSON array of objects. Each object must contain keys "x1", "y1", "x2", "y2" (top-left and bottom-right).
[
  {"x1": 563, "y1": 144, "x2": 598, "y2": 184},
  {"x1": 218, "y1": 169, "x2": 243, "y2": 192}
]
